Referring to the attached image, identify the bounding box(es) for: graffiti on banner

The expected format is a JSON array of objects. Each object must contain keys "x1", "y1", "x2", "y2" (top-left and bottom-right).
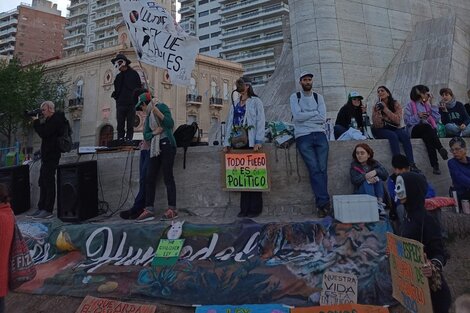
[
  {"x1": 292, "y1": 304, "x2": 389, "y2": 313},
  {"x1": 387, "y1": 233, "x2": 433, "y2": 313},
  {"x1": 195, "y1": 304, "x2": 289, "y2": 313},
  {"x1": 119, "y1": 0, "x2": 199, "y2": 85},
  {"x1": 75, "y1": 295, "x2": 156, "y2": 313},
  {"x1": 320, "y1": 271, "x2": 358, "y2": 305},
  {"x1": 223, "y1": 151, "x2": 270, "y2": 191},
  {"x1": 152, "y1": 239, "x2": 185, "y2": 266}
]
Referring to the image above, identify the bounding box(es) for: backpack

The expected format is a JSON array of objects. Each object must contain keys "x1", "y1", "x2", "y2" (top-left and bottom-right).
[
  {"x1": 292, "y1": 92, "x2": 318, "y2": 121},
  {"x1": 173, "y1": 122, "x2": 198, "y2": 169},
  {"x1": 58, "y1": 118, "x2": 73, "y2": 153}
]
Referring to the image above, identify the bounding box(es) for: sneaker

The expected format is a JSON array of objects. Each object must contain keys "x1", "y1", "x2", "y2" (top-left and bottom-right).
[
  {"x1": 438, "y1": 147, "x2": 448, "y2": 160},
  {"x1": 433, "y1": 165, "x2": 441, "y2": 175},
  {"x1": 317, "y1": 208, "x2": 327, "y2": 218},
  {"x1": 27, "y1": 209, "x2": 42, "y2": 217},
  {"x1": 33, "y1": 210, "x2": 53, "y2": 219},
  {"x1": 135, "y1": 208, "x2": 155, "y2": 222},
  {"x1": 160, "y1": 208, "x2": 178, "y2": 221},
  {"x1": 317, "y1": 201, "x2": 331, "y2": 218}
]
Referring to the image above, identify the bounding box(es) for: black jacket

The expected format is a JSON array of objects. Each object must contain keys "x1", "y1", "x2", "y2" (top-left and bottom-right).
[
  {"x1": 33, "y1": 111, "x2": 66, "y2": 161},
  {"x1": 335, "y1": 103, "x2": 364, "y2": 129},
  {"x1": 112, "y1": 67, "x2": 142, "y2": 107}
]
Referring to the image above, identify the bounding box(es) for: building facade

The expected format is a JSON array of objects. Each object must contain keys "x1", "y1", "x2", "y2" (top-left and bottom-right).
[
  {"x1": 64, "y1": 0, "x2": 176, "y2": 57},
  {"x1": 0, "y1": 0, "x2": 66, "y2": 64}
]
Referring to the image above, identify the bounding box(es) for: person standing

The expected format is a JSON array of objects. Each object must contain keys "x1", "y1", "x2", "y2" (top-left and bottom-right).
[
  {"x1": 111, "y1": 53, "x2": 142, "y2": 141},
  {"x1": 223, "y1": 77, "x2": 266, "y2": 218},
  {"x1": 289, "y1": 71, "x2": 330, "y2": 217},
  {"x1": 438, "y1": 87, "x2": 470, "y2": 137},
  {"x1": 28, "y1": 101, "x2": 67, "y2": 219},
  {"x1": 0, "y1": 184, "x2": 15, "y2": 313}
]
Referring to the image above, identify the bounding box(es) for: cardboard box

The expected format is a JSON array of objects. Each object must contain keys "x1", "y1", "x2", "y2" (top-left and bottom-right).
[{"x1": 333, "y1": 194, "x2": 379, "y2": 223}]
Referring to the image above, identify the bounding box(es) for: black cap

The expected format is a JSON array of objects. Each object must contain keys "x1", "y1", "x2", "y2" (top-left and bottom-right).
[
  {"x1": 241, "y1": 76, "x2": 252, "y2": 85},
  {"x1": 111, "y1": 53, "x2": 131, "y2": 65}
]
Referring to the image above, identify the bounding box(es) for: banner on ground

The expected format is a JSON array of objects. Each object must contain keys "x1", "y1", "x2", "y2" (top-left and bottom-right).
[
  {"x1": 292, "y1": 304, "x2": 389, "y2": 313},
  {"x1": 119, "y1": 0, "x2": 199, "y2": 85},
  {"x1": 75, "y1": 295, "x2": 156, "y2": 313},
  {"x1": 387, "y1": 233, "x2": 433, "y2": 313},
  {"x1": 223, "y1": 151, "x2": 270, "y2": 191},
  {"x1": 320, "y1": 271, "x2": 358, "y2": 305},
  {"x1": 195, "y1": 304, "x2": 289, "y2": 313}
]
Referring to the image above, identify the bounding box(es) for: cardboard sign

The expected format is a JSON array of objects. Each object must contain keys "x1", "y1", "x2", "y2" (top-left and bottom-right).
[
  {"x1": 195, "y1": 304, "x2": 289, "y2": 313},
  {"x1": 75, "y1": 295, "x2": 156, "y2": 313},
  {"x1": 292, "y1": 304, "x2": 389, "y2": 313},
  {"x1": 387, "y1": 233, "x2": 433, "y2": 313},
  {"x1": 320, "y1": 271, "x2": 358, "y2": 305},
  {"x1": 152, "y1": 239, "x2": 185, "y2": 266},
  {"x1": 222, "y1": 151, "x2": 270, "y2": 192}
]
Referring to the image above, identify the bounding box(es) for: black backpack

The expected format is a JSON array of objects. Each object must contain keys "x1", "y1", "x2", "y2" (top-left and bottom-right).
[
  {"x1": 58, "y1": 118, "x2": 73, "y2": 153},
  {"x1": 173, "y1": 122, "x2": 198, "y2": 169}
]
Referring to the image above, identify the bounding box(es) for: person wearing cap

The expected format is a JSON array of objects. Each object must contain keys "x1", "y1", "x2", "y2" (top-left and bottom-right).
[
  {"x1": 111, "y1": 53, "x2": 142, "y2": 141},
  {"x1": 372, "y1": 85, "x2": 419, "y2": 172},
  {"x1": 334, "y1": 91, "x2": 367, "y2": 139},
  {"x1": 289, "y1": 71, "x2": 331, "y2": 217},
  {"x1": 132, "y1": 91, "x2": 178, "y2": 222}
]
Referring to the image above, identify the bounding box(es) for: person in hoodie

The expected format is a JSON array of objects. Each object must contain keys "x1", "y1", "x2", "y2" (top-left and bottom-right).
[
  {"x1": 394, "y1": 172, "x2": 452, "y2": 313},
  {"x1": 334, "y1": 91, "x2": 366, "y2": 139},
  {"x1": 438, "y1": 87, "x2": 470, "y2": 137}
]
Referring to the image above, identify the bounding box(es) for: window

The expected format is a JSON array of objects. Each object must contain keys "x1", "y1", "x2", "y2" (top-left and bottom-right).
[
  {"x1": 223, "y1": 82, "x2": 228, "y2": 100},
  {"x1": 210, "y1": 19, "x2": 220, "y2": 25},
  {"x1": 199, "y1": 22, "x2": 209, "y2": 29},
  {"x1": 199, "y1": 34, "x2": 209, "y2": 40},
  {"x1": 211, "y1": 44, "x2": 221, "y2": 50},
  {"x1": 198, "y1": 0, "x2": 208, "y2": 4},
  {"x1": 210, "y1": 7, "x2": 219, "y2": 13},
  {"x1": 199, "y1": 10, "x2": 209, "y2": 17},
  {"x1": 211, "y1": 81, "x2": 217, "y2": 97},
  {"x1": 199, "y1": 47, "x2": 210, "y2": 52},
  {"x1": 211, "y1": 31, "x2": 221, "y2": 38}
]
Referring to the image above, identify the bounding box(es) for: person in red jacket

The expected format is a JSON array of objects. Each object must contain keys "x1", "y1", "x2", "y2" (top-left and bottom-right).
[{"x1": 0, "y1": 183, "x2": 15, "y2": 313}]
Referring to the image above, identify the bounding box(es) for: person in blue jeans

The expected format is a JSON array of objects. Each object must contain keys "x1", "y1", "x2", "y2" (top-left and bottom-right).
[{"x1": 289, "y1": 71, "x2": 330, "y2": 217}]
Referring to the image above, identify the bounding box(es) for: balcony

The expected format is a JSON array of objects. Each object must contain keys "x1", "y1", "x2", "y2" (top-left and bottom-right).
[
  {"x1": 64, "y1": 40, "x2": 85, "y2": 50},
  {"x1": 186, "y1": 94, "x2": 202, "y2": 106},
  {"x1": 0, "y1": 18, "x2": 18, "y2": 28},
  {"x1": 226, "y1": 49, "x2": 274, "y2": 62},
  {"x1": 179, "y1": 0, "x2": 194, "y2": 5},
  {"x1": 69, "y1": 9, "x2": 88, "y2": 18},
  {"x1": 222, "y1": 19, "x2": 282, "y2": 40},
  {"x1": 67, "y1": 0, "x2": 88, "y2": 10},
  {"x1": 0, "y1": 36, "x2": 15, "y2": 45},
  {"x1": 178, "y1": 6, "x2": 195, "y2": 15},
  {"x1": 0, "y1": 45, "x2": 14, "y2": 54},
  {"x1": 221, "y1": 32, "x2": 283, "y2": 53},
  {"x1": 64, "y1": 30, "x2": 86, "y2": 40},
  {"x1": 92, "y1": 10, "x2": 120, "y2": 22},
  {"x1": 65, "y1": 20, "x2": 87, "y2": 30},
  {"x1": 94, "y1": 0, "x2": 119, "y2": 12},
  {"x1": 68, "y1": 97, "x2": 84, "y2": 107},
  {"x1": 91, "y1": 31, "x2": 117, "y2": 43},
  {"x1": 93, "y1": 21, "x2": 118, "y2": 32},
  {"x1": 243, "y1": 62, "x2": 275, "y2": 75},
  {"x1": 209, "y1": 97, "x2": 223, "y2": 109},
  {"x1": 220, "y1": 3, "x2": 288, "y2": 28},
  {"x1": 0, "y1": 28, "x2": 16, "y2": 37},
  {"x1": 179, "y1": 19, "x2": 195, "y2": 34},
  {"x1": 221, "y1": 0, "x2": 276, "y2": 15}
]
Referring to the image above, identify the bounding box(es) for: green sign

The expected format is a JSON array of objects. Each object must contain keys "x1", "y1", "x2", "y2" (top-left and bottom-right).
[{"x1": 152, "y1": 239, "x2": 185, "y2": 266}]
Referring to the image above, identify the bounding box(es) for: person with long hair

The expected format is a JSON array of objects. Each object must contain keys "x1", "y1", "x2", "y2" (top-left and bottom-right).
[
  {"x1": 0, "y1": 184, "x2": 15, "y2": 313},
  {"x1": 334, "y1": 91, "x2": 367, "y2": 139},
  {"x1": 372, "y1": 86, "x2": 419, "y2": 171},
  {"x1": 350, "y1": 143, "x2": 388, "y2": 202},
  {"x1": 223, "y1": 76, "x2": 265, "y2": 218},
  {"x1": 404, "y1": 85, "x2": 448, "y2": 175}
]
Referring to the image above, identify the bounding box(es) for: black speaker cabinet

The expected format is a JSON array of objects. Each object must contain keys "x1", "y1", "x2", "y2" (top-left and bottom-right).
[
  {"x1": 57, "y1": 160, "x2": 98, "y2": 222},
  {"x1": 0, "y1": 165, "x2": 30, "y2": 215}
]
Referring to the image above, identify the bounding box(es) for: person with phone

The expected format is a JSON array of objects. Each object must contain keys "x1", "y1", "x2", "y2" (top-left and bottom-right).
[{"x1": 438, "y1": 87, "x2": 470, "y2": 137}]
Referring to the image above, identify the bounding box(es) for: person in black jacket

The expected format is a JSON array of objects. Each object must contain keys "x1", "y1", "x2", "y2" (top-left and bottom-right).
[
  {"x1": 395, "y1": 172, "x2": 452, "y2": 313},
  {"x1": 334, "y1": 91, "x2": 366, "y2": 139},
  {"x1": 28, "y1": 101, "x2": 67, "y2": 219},
  {"x1": 111, "y1": 53, "x2": 142, "y2": 141}
]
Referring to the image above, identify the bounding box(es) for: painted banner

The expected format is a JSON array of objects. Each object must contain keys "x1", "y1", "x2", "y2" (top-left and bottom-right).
[
  {"x1": 195, "y1": 304, "x2": 289, "y2": 313},
  {"x1": 387, "y1": 233, "x2": 433, "y2": 313},
  {"x1": 320, "y1": 271, "x2": 358, "y2": 305},
  {"x1": 223, "y1": 151, "x2": 270, "y2": 191},
  {"x1": 119, "y1": 0, "x2": 199, "y2": 85},
  {"x1": 15, "y1": 219, "x2": 394, "y2": 307},
  {"x1": 292, "y1": 304, "x2": 389, "y2": 313},
  {"x1": 75, "y1": 295, "x2": 156, "y2": 313}
]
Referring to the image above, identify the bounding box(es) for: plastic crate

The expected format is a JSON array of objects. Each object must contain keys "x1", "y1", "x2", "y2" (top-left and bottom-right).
[{"x1": 333, "y1": 194, "x2": 379, "y2": 223}]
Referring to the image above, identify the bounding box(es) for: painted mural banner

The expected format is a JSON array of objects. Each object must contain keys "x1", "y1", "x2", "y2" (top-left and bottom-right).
[
  {"x1": 223, "y1": 151, "x2": 270, "y2": 191},
  {"x1": 320, "y1": 271, "x2": 358, "y2": 305},
  {"x1": 75, "y1": 295, "x2": 156, "y2": 313},
  {"x1": 292, "y1": 304, "x2": 389, "y2": 313},
  {"x1": 195, "y1": 304, "x2": 290, "y2": 313},
  {"x1": 119, "y1": 0, "x2": 199, "y2": 85},
  {"x1": 15, "y1": 218, "x2": 394, "y2": 307},
  {"x1": 386, "y1": 233, "x2": 433, "y2": 313}
]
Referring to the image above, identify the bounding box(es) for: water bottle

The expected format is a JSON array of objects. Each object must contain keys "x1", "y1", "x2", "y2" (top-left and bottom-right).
[{"x1": 350, "y1": 117, "x2": 358, "y2": 129}]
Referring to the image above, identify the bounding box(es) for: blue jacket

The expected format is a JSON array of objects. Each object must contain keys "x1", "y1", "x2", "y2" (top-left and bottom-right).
[
  {"x1": 448, "y1": 157, "x2": 470, "y2": 195},
  {"x1": 388, "y1": 173, "x2": 436, "y2": 206}
]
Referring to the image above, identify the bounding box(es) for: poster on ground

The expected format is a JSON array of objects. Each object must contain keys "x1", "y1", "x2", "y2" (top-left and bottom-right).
[
  {"x1": 387, "y1": 233, "x2": 433, "y2": 313},
  {"x1": 222, "y1": 151, "x2": 270, "y2": 191},
  {"x1": 75, "y1": 295, "x2": 156, "y2": 313},
  {"x1": 195, "y1": 304, "x2": 289, "y2": 313},
  {"x1": 320, "y1": 271, "x2": 358, "y2": 305},
  {"x1": 292, "y1": 304, "x2": 389, "y2": 313}
]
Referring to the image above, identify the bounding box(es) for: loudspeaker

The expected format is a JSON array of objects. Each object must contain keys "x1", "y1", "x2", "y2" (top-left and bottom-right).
[
  {"x1": 57, "y1": 160, "x2": 98, "y2": 222},
  {"x1": 0, "y1": 165, "x2": 30, "y2": 215}
]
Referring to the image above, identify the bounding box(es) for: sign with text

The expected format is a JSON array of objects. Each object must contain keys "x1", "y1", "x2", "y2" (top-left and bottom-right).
[
  {"x1": 292, "y1": 304, "x2": 389, "y2": 313},
  {"x1": 75, "y1": 295, "x2": 156, "y2": 313},
  {"x1": 152, "y1": 239, "x2": 185, "y2": 266},
  {"x1": 320, "y1": 271, "x2": 358, "y2": 305},
  {"x1": 119, "y1": 0, "x2": 199, "y2": 85},
  {"x1": 195, "y1": 304, "x2": 289, "y2": 313},
  {"x1": 387, "y1": 233, "x2": 433, "y2": 313},
  {"x1": 223, "y1": 151, "x2": 270, "y2": 192}
]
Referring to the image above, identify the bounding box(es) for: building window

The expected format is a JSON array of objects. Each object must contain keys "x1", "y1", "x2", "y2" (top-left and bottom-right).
[
  {"x1": 199, "y1": 34, "x2": 209, "y2": 40},
  {"x1": 199, "y1": 22, "x2": 209, "y2": 29},
  {"x1": 199, "y1": 10, "x2": 209, "y2": 17},
  {"x1": 211, "y1": 81, "x2": 217, "y2": 98},
  {"x1": 210, "y1": 19, "x2": 220, "y2": 25},
  {"x1": 211, "y1": 31, "x2": 220, "y2": 38},
  {"x1": 211, "y1": 44, "x2": 221, "y2": 50},
  {"x1": 210, "y1": 7, "x2": 219, "y2": 13},
  {"x1": 187, "y1": 115, "x2": 197, "y2": 124},
  {"x1": 199, "y1": 47, "x2": 210, "y2": 53},
  {"x1": 198, "y1": 0, "x2": 208, "y2": 4},
  {"x1": 223, "y1": 82, "x2": 228, "y2": 100}
]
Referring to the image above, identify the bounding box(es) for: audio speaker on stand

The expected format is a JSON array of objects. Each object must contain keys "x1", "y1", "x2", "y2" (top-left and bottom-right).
[{"x1": 0, "y1": 165, "x2": 30, "y2": 215}]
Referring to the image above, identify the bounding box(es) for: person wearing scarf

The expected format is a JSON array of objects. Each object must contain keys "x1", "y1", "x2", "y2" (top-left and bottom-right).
[{"x1": 438, "y1": 87, "x2": 470, "y2": 137}]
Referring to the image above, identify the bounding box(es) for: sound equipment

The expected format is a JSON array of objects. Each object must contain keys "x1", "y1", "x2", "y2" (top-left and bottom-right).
[
  {"x1": 57, "y1": 160, "x2": 98, "y2": 222},
  {"x1": 0, "y1": 165, "x2": 30, "y2": 215}
]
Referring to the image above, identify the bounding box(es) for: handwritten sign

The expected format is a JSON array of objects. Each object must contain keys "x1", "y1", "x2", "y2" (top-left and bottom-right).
[
  {"x1": 387, "y1": 233, "x2": 433, "y2": 313},
  {"x1": 75, "y1": 295, "x2": 156, "y2": 313},
  {"x1": 320, "y1": 271, "x2": 358, "y2": 305},
  {"x1": 195, "y1": 304, "x2": 289, "y2": 313},
  {"x1": 152, "y1": 239, "x2": 184, "y2": 266},
  {"x1": 119, "y1": 0, "x2": 199, "y2": 85},
  {"x1": 292, "y1": 304, "x2": 389, "y2": 313},
  {"x1": 222, "y1": 151, "x2": 270, "y2": 192}
]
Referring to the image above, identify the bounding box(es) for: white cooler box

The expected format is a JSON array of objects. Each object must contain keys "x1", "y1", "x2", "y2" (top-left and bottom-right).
[{"x1": 333, "y1": 194, "x2": 379, "y2": 223}]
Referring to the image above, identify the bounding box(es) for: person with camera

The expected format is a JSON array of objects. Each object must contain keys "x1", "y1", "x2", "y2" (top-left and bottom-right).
[
  {"x1": 371, "y1": 86, "x2": 418, "y2": 171},
  {"x1": 27, "y1": 101, "x2": 67, "y2": 219},
  {"x1": 334, "y1": 91, "x2": 367, "y2": 139},
  {"x1": 404, "y1": 85, "x2": 448, "y2": 175},
  {"x1": 438, "y1": 87, "x2": 470, "y2": 137}
]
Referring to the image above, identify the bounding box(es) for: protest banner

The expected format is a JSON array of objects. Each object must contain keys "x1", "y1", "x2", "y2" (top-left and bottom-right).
[
  {"x1": 320, "y1": 271, "x2": 358, "y2": 305},
  {"x1": 292, "y1": 304, "x2": 389, "y2": 313},
  {"x1": 75, "y1": 295, "x2": 156, "y2": 313},
  {"x1": 152, "y1": 239, "x2": 185, "y2": 266},
  {"x1": 195, "y1": 304, "x2": 289, "y2": 313},
  {"x1": 222, "y1": 151, "x2": 270, "y2": 192},
  {"x1": 387, "y1": 233, "x2": 433, "y2": 313},
  {"x1": 119, "y1": 0, "x2": 199, "y2": 85}
]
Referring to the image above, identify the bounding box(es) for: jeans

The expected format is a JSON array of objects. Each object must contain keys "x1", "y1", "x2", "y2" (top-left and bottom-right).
[
  {"x1": 131, "y1": 149, "x2": 150, "y2": 213},
  {"x1": 38, "y1": 157, "x2": 60, "y2": 213},
  {"x1": 372, "y1": 127, "x2": 415, "y2": 163},
  {"x1": 296, "y1": 132, "x2": 330, "y2": 207},
  {"x1": 356, "y1": 181, "x2": 384, "y2": 199},
  {"x1": 445, "y1": 123, "x2": 470, "y2": 137},
  {"x1": 145, "y1": 138, "x2": 176, "y2": 210},
  {"x1": 411, "y1": 123, "x2": 444, "y2": 167},
  {"x1": 116, "y1": 106, "x2": 136, "y2": 140},
  {"x1": 333, "y1": 125, "x2": 348, "y2": 140}
]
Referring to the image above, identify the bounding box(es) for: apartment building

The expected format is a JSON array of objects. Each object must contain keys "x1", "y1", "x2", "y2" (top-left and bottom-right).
[
  {"x1": 64, "y1": 0, "x2": 176, "y2": 57},
  {"x1": 0, "y1": 0, "x2": 66, "y2": 64}
]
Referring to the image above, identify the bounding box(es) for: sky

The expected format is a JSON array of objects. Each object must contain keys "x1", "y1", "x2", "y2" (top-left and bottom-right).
[{"x1": 0, "y1": 0, "x2": 70, "y2": 16}]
